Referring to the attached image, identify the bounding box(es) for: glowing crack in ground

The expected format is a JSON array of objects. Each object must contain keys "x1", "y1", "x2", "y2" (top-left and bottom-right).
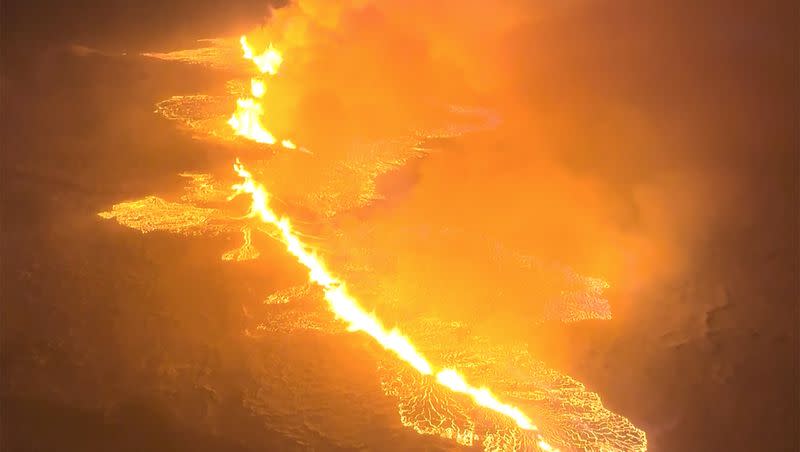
[
  {"x1": 231, "y1": 159, "x2": 559, "y2": 449},
  {"x1": 96, "y1": 35, "x2": 648, "y2": 451}
]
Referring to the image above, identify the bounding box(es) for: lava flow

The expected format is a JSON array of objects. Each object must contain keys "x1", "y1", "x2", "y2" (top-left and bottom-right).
[
  {"x1": 102, "y1": 22, "x2": 648, "y2": 450},
  {"x1": 231, "y1": 160, "x2": 557, "y2": 451},
  {"x1": 228, "y1": 36, "x2": 298, "y2": 149}
]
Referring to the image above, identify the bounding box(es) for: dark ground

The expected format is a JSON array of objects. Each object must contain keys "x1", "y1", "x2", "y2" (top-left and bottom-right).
[{"x1": 2, "y1": 1, "x2": 799, "y2": 451}]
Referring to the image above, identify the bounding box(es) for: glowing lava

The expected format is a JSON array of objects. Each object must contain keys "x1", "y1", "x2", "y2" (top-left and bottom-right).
[
  {"x1": 240, "y1": 35, "x2": 282, "y2": 75},
  {"x1": 228, "y1": 36, "x2": 297, "y2": 149},
  {"x1": 231, "y1": 160, "x2": 557, "y2": 450},
  {"x1": 222, "y1": 226, "x2": 261, "y2": 261},
  {"x1": 102, "y1": 31, "x2": 649, "y2": 452}
]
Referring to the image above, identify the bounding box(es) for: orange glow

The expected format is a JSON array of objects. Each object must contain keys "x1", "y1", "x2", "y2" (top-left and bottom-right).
[
  {"x1": 228, "y1": 36, "x2": 299, "y2": 149},
  {"x1": 222, "y1": 226, "x2": 260, "y2": 261},
  {"x1": 231, "y1": 160, "x2": 558, "y2": 450},
  {"x1": 240, "y1": 35, "x2": 283, "y2": 75},
  {"x1": 436, "y1": 369, "x2": 535, "y2": 430},
  {"x1": 228, "y1": 98, "x2": 277, "y2": 144},
  {"x1": 250, "y1": 78, "x2": 266, "y2": 98},
  {"x1": 119, "y1": 15, "x2": 648, "y2": 448}
]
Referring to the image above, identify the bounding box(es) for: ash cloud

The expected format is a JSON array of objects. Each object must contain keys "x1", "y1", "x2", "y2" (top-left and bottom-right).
[{"x1": 254, "y1": 0, "x2": 796, "y2": 315}]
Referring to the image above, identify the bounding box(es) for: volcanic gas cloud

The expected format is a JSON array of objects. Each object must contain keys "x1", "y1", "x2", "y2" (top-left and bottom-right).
[{"x1": 99, "y1": 1, "x2": 649, "y2": 450}]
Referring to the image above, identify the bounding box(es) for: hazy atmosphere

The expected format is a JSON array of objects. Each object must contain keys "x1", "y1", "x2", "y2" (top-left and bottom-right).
[{"x1": 2, "y1": 1, "x2": 798, "y2": 451}]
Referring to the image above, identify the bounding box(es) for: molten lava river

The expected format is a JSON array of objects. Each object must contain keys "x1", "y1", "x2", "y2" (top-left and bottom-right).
[{"x1": 98, "y1": 17, "x2": 647, "y2": 452}]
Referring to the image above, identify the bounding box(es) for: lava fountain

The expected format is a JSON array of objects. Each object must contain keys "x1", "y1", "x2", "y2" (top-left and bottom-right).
[{"x1": 228, "y1": 36, "x2": 299, "y2": 150}]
